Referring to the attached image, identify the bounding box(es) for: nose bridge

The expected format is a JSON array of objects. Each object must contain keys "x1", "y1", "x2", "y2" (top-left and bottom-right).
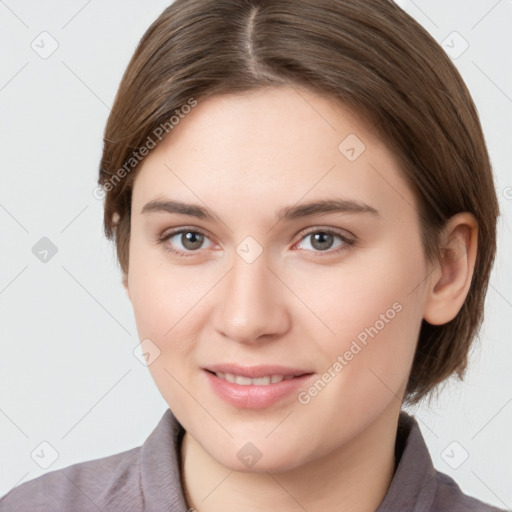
[{"x1": 214, "y1": 247, "x2": 288, "y2": 343}]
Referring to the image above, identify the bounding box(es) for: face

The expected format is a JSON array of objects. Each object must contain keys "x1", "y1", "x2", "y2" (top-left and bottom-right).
[{"x1": 125, "y1": 86, "x2": 431, "y2": 472}]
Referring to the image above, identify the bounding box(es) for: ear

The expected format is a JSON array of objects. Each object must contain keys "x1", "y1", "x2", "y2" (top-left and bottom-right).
[{"x1": 423, "y1": 212, "x2": 478, "y2": 326}]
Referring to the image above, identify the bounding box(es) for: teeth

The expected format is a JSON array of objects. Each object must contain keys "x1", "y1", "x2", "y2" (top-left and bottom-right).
[
  {"x1": 252, "y1": 376, "x2": 271, "y2": 385},
  {"x1": 235, "y1": 375, "x2": 253, "y2": 385},
  {"x1": 214, "y1": 372, "x2": 296, "y2": 385}
]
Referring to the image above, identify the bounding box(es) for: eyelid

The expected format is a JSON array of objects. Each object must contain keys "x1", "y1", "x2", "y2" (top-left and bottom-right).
[{"x1": 296, "y1": 226, "x2": 355, "y2": 243}]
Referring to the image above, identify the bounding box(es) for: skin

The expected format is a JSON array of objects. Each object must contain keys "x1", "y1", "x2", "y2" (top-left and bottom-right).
[{"x1": 123, "y1": 85, "x2": 477, "y2": 512}]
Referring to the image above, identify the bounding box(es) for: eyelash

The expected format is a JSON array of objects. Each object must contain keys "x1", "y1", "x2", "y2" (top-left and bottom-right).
[{"x1": 157, "y1": 227, "x2": 355, "y2": 258}]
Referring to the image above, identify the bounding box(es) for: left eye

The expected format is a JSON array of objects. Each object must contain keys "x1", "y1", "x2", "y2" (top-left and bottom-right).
[
  {"x1": 294, "y1": 229, "x2": 353, "y2": 254},
  {"x1": 158, "y1": 228, "x2": 353, "y2": 257}
]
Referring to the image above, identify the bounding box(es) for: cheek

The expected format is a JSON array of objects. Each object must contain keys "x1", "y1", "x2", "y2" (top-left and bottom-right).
[
  {"x1": 291, "y1": 239, "x2": 426, "y2": 395},
  {"x1": 127, "y1": 234, "x2": 207, "y2": 340},
  {"x1": 127, "y1": 259, "x2": 203, "y2": 411},
  {"x1": 292, "y1": 239, "x2": 425, "y2": 342}
]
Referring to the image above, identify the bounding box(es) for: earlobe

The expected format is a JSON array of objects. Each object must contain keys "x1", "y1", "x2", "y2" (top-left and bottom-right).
[
  {"x1": 122, "y1": 274, "x2": 130, "y2": 299},
  {"x1": 423, "y1": 213, "x2": 478, "y2": 326}
]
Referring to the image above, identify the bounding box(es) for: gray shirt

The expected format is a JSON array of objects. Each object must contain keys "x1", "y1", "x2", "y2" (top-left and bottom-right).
[{"x1": 0, "y1": 409, "x2": 507, "y2": 511}]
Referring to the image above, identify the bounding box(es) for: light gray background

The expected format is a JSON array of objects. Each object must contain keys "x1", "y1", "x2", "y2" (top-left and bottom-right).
[{"x1": 1, "y1": 0, "x2": 511, "y2": 508}]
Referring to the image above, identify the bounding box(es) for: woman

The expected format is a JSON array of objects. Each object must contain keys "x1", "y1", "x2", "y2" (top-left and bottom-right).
[{"x1": 0, "y1": 0, "x2": 506, "y2": 510}]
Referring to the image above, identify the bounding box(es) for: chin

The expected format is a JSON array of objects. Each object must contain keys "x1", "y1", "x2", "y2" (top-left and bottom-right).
[{"x1": 206, "y1": 439, "x2": 309, "y2": 474}]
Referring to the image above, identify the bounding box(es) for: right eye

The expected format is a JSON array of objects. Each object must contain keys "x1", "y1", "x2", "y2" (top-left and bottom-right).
[{"x1": 157, "y1": 228, "x2": 216, "y2": 257}]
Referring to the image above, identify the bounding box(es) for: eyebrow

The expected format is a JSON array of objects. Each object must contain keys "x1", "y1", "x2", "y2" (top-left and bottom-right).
[{"x1": 140, "y1": 198, "x2": 380, "y2": 223}]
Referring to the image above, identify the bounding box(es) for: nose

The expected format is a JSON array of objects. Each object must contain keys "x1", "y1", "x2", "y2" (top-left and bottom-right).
[{"x1": 213, "y1": 251, "x2": 291, "y2": 345}]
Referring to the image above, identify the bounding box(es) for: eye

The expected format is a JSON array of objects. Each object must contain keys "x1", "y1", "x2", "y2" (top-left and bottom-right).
[
  {"x1": 157, "y1": 228, "x2": 215, "y2": 257},
  {"x1": 157, "y1": 227, "x2": 355, "y2": 258},
  {"x1": 294, "y1": 228, "x2": 354, "y2": 256}
]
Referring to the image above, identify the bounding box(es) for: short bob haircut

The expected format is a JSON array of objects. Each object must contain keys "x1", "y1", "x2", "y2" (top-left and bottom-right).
[{"x1": 97, "y1": 0, "x2": 499, "y2": 406}]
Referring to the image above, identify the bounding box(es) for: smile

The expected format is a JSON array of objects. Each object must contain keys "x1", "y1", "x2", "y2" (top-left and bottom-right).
[{"x1": 203, "y1": 367, "x2": 315, "y2": 409}]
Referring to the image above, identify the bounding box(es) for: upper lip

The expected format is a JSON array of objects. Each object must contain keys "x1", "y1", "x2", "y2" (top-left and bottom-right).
[{"x1": 204, "y1": 364, "x2": 313, "y2": 378}]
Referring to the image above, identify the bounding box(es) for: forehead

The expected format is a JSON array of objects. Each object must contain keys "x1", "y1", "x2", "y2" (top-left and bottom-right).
[{"x1": 131, "y1": 86, "x2": 417, "y2": 225}]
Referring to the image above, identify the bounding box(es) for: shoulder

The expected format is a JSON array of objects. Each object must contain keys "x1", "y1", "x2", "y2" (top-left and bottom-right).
[
  {"x1": 0, "y1": 446, "x2": 142, "y2": 512},
  {"x1": 0, "y1": 408, "x2": 187, "y2": 512},
  {"x1": 384, "y1": 412, "x2": 509, "y2": 512},
  {"x1": 431, "y1": 470, "x2": 509, "y2": 512}
]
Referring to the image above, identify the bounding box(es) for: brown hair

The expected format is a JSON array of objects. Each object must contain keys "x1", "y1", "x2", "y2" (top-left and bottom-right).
[{"x1": 98, "y1": 0, "x2": 499, "y2": 405}]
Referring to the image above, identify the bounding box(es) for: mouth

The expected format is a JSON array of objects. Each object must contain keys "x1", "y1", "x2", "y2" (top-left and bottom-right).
[{"x1": 202, "y1": 364, "x2": 315, "y2": 409}]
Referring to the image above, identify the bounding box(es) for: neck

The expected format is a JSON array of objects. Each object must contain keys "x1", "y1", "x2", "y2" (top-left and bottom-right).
[{"x1": 180, "y1": 405, "x2": 401, "y2": 512}]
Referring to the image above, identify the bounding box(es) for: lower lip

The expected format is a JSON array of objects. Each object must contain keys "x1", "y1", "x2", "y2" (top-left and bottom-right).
[{"x1": 203, "y1": 370, "x2": 315, "y2": 409}]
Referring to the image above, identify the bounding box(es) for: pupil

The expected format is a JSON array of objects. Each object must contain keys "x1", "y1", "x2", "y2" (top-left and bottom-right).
[
  {"x1": 312, "y1": 232, "x2": 333, "y2": 250},
  {"x1": 183, "y1": 232, "x2": 203, "y2": 249}
]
